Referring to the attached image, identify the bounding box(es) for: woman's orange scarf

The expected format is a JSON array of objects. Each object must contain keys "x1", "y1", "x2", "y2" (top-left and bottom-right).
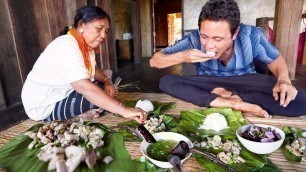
[{"x1": 68, "y1": 28, "x2": 92, "y2": 75}]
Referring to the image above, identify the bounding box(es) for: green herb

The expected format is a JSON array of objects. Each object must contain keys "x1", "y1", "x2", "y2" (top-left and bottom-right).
[{"x1": 147, "y1": 140, "x2": 178, "y2": 162}]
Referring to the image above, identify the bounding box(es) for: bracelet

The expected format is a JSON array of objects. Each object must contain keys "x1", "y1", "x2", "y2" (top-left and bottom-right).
[
  {"x1": 103, "y1": 77, "x2": 110, "y2": 82},
  {"x1": 117, "y1": 103, "x2": 123, "y2": 114}
]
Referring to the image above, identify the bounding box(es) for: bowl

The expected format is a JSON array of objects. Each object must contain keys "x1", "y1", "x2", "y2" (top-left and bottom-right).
[
  {"x1": 140, "y1": 132, "x2": 193, "y2": 168},
  {"x1": 236, "y1": 124, "x2": 285, "y2": 154}
]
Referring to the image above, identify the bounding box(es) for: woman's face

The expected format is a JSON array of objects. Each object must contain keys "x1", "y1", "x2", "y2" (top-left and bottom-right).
[{"x1": 80, "y1": 18, "x2": 110, "y2": 50}]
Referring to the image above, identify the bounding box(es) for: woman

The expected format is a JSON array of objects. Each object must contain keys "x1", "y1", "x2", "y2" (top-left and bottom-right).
[{"x1": 22, "y1": 6, "x2": 147, "y2": 123}]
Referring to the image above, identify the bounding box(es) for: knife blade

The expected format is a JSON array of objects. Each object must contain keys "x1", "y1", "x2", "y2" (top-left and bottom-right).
[{"x1": 127, "y1": 124, "x2": 156, "y2": 143}]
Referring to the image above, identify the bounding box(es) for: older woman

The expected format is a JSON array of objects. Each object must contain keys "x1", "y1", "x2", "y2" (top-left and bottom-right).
[{"x1": 22, "y1": 6, "x2": 147, "y2": 123}]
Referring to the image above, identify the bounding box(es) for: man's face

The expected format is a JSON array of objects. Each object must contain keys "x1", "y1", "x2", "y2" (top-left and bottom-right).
[{"x1": 199, "y1": 20, "x2": 238, "y2": 60}]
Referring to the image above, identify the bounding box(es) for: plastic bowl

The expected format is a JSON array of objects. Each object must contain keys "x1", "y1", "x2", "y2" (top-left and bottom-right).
[
  {"x1": 236, "y1": 124, "x2": 285, "y2": 154},
  {"x1": 140, "y1": 132, "x2": 193, "y2": 168}
]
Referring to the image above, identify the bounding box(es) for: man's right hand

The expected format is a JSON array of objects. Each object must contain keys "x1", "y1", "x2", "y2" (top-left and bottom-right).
[{"x1": 179, "y1": 49, "x2": 214, "y2": 63}]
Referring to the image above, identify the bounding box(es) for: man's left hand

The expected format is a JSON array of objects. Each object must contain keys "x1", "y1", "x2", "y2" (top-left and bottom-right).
[
  {"x1": 272, "y1": 80, "x2": 298, "y2": 107},
  {"x1": 104, "y1": 80, "x2": 118, "y2": 97}
]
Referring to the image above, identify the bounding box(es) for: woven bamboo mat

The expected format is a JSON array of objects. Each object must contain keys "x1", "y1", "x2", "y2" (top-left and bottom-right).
[{"x1": 0, "y1": 92, "x2": 306, "y2": 171}]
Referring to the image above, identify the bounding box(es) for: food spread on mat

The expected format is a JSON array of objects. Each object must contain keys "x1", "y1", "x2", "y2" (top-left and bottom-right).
[
  {"x1": 25, "y1": 120, "x2": 112, "y2": 171},
  {"x1": 1, "y1": 99, "x2": 305, "y2": 172}
]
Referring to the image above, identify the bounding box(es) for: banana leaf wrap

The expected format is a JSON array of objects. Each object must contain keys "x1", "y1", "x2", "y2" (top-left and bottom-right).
[{"x1": 280, "y1": 126, "x2": 306, "y2": 162}]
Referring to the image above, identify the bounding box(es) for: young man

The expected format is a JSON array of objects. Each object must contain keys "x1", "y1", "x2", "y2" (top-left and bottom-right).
[{"x1": 150, "y1": 0, "x2": 306, "y2": 118}]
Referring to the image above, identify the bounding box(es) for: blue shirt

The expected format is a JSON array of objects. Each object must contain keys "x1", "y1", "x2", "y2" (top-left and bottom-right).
[{"x1": 162, "y1": 24, "x2": 279, "y2": 76}]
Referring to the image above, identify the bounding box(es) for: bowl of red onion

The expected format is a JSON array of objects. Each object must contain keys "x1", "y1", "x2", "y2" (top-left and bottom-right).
[{"x1": 236, "y1": 124, "x2": 285, "y2": 154}]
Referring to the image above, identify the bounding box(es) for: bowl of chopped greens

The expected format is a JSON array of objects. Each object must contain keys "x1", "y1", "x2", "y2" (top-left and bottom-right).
[
  {"x1": 140, "y1": 132, "x2": 193, "y2": 168},
  {"x1": 236, "y1": 124, "x2": 285, "y2": 154}
]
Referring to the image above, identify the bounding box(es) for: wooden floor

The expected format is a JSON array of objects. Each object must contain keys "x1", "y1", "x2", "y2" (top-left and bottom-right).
[{"x1": 1, "y1": 57, "x2": 306, "y2": 131}]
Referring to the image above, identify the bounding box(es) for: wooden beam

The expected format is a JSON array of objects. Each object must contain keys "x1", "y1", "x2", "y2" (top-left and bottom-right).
[
  {"x1": 0, "y1": 0, "x2": 41, "y2": 106},
  {"x1": 132, "y1": 0, "x2": 142, "y2": 63},
  {"x1": 65, "y1": 0, "x2": 87, "y2": 25},
  {"x1": 46, "y1": 1, "x2": 68, "y2": 39},
  {"x1": 273, "y1": 0, "x2": 303, "y2": 79},
  {"x1": 33, "y1": 0, "x2": 52, "y2": 51},
  {"x1": 96, "y1": 0, "x2": 117, "y2": 71}
]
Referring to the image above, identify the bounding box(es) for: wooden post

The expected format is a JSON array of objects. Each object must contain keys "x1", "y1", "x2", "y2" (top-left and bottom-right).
[
  {"x1": 96, "y1": 0, "x2": 118, "y2": 71},
  {"x1": 132, "y1": 0, "x2": 142, "y2": 63},
  {"x1": 273, "y1": 0, "x2": 303, "y2": 80},
  {"x1": 0, "y1": 0, "x2": 40, "y2": 106}
]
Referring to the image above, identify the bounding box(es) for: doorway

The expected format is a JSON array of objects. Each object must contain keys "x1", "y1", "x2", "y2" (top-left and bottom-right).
[
  {"x1": 113, "y1": 0, "x2": 142, "y2": 69},
  {"x1": 167, "y1": 12, "x2": 182, "y2": 46},
  {"x1": 152, "y1": 0, "x2": 182, "y2": 52}
]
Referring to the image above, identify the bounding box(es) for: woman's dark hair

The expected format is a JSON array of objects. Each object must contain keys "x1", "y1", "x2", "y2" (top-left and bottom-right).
[
  {"x1": 198, "y1": 0, "x2": 240, "y2": 36},
  {"x1": 60, "y1": 5, "x2": 110, "y2": 35}
]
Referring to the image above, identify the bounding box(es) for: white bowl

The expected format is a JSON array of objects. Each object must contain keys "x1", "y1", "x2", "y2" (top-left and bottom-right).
[
  {"x1": 236, "y1": 124, "x2": 285, "y2": 154},
  {"x1": 140, "y1": 132, "x2": 193, "y2": 168}
]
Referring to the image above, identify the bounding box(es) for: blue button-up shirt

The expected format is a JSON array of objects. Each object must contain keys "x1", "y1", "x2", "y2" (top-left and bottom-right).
[{"x1": 162, "y1": 24, "x2": 279, "y2": 76}]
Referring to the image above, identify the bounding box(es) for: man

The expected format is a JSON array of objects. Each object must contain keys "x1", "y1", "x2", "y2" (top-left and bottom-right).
[{"x1": 150, "y1": 0, "x2": 306, "y2": 118}]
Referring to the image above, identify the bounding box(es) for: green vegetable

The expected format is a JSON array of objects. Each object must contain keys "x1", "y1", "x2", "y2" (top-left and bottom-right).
[{"x1": 147, "y1": 140, "x2": 178, "y2": 162}]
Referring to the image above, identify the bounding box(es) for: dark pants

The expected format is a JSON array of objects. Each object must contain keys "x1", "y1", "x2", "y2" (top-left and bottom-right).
[
  {"x1": 159, "y1": 74, "x2": 306, "y2": 117},
  {"x1": 43, "y1": 91, "x2": 99, "y2": 121}
]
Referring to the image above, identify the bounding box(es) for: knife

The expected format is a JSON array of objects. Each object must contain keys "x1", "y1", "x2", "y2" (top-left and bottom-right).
[{"x1": 127, "y1": 124, "x2": 156, "y2": 143}]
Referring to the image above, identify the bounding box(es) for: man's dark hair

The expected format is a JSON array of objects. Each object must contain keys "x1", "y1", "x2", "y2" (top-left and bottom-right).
[{"x1": 198, "y1": 0, "x2": 240, "y2": 36}]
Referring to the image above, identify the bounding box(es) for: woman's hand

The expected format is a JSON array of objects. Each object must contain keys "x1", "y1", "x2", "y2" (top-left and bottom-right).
[
  {"x1": 272, "y1": 80, "x2": 298, "y2": 107},
  {"x1": 120, "y1": 107, "x2": 148, "y2": 123},
  {"x1": 104, "y1": 79, "x2": 118, "y2": 97}
]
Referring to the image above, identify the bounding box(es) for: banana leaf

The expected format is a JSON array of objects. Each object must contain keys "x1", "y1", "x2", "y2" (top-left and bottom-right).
[
  {"x1": 0, "y1": 123, "x2": 135, "y2": 172},
  {"x1": 133, "y1": 156, "x2": 173, "y2": 172},
  {"x1": 179, "y1": 108, "x2": 245, "y2": 139},
  {"x1": 117, "y1": 114, "x2": 180, "y2": 142},
  {"x1": 280, "y1": 126, "x2": 306, "y2": 162},
  {"x1": 124, "y1": 100, "x2": 175, "y2": 117},
  {"x1": 191, "y1": 138, "x2": 268, "y2": 172},
  {"x1": 249, "y1": 160, "x2": 280, "y2": 172}
]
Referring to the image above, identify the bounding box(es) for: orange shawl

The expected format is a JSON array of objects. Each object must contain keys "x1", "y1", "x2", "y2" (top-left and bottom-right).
[{"x1": 68, "y1": 28, "x2": 92, "y2": 75}]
